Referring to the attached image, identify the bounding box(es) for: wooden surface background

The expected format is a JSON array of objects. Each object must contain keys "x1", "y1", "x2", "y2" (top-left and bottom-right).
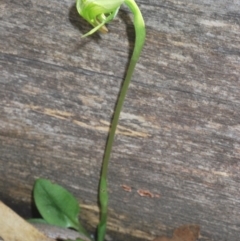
[{"x1": 1, "y1": 0, "x2": 240, "y2": 240}]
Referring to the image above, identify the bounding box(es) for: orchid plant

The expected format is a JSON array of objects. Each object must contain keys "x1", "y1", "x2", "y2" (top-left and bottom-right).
[{"x1": 32, "y1": 1, "x2": 145, "y2": 241}]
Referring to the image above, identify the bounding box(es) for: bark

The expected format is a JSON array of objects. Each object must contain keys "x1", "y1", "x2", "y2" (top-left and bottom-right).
[{"x1": 0, "y1": 0, "x2": 240, "y2": 240}]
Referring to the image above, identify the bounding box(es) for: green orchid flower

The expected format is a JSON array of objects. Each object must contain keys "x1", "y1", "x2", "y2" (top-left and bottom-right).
[
  {"x1": 76, "y1": 0, "x2": 124, "y2": 37},
  {"x1": 76, "y1": 1, "x2": 146, "y2": 241}
]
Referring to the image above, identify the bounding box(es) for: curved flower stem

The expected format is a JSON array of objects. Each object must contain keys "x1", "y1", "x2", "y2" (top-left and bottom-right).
[{"x1": 97, "y1": 1, "x2": 146, "y2": 240}]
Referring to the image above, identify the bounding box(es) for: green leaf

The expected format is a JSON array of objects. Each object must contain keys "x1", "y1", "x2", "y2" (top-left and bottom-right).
[
  {"x1": 33, "y1": 178, "x2": 80, "y2": 230},
  {"x1": 28, "y1": 218, "x2": 48, "y2": 224}
]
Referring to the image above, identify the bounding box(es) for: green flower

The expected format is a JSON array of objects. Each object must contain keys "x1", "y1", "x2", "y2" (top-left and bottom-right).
[
  {"x1": 75, "y1": 1, "x2": 145, "y2": 241},
  {"x1": 76, "y1": 0, "x2": 124, "y2": 37}
]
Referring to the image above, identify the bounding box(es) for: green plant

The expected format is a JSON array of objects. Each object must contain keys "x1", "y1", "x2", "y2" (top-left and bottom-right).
[
  {"x1": 32, "y1": 179, "x2": 91, "y2": 240},
  {"x1": 32, "y1": 0, "x2": 145, "y2": 241}
]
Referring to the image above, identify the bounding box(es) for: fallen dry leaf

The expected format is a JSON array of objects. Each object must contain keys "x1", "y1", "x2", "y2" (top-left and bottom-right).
[
  {"x1": 173, "y1": 224, "x2": 200, "y2": 241},
  {"x1": 0, "y1": 201, "x2": 54, "y2": 241},
  {"x1": 121, "y1": 184, "x2": 132, "y2": 192},
  {"x1": 137, "y1": 189, "x2": 155, "y2": 198},
  {"x1": 152, "y1": 224, "x2": 200, "y2": 241}
]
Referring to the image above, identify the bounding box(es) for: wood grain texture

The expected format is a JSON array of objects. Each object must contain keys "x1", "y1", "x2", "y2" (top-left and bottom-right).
[{"x1": 0, "y1": 0, "x2": 240, "y2": 240}]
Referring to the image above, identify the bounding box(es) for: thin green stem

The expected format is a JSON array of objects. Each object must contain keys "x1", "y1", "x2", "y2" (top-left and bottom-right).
[{"x1": 97, "y1": 1, "x2": 146, "y2": 240}]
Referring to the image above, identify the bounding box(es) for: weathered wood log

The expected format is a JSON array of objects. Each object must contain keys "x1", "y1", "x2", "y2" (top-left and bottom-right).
[{"x1": 0, "y1": 0, "x2": 239, "y2": 240}]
